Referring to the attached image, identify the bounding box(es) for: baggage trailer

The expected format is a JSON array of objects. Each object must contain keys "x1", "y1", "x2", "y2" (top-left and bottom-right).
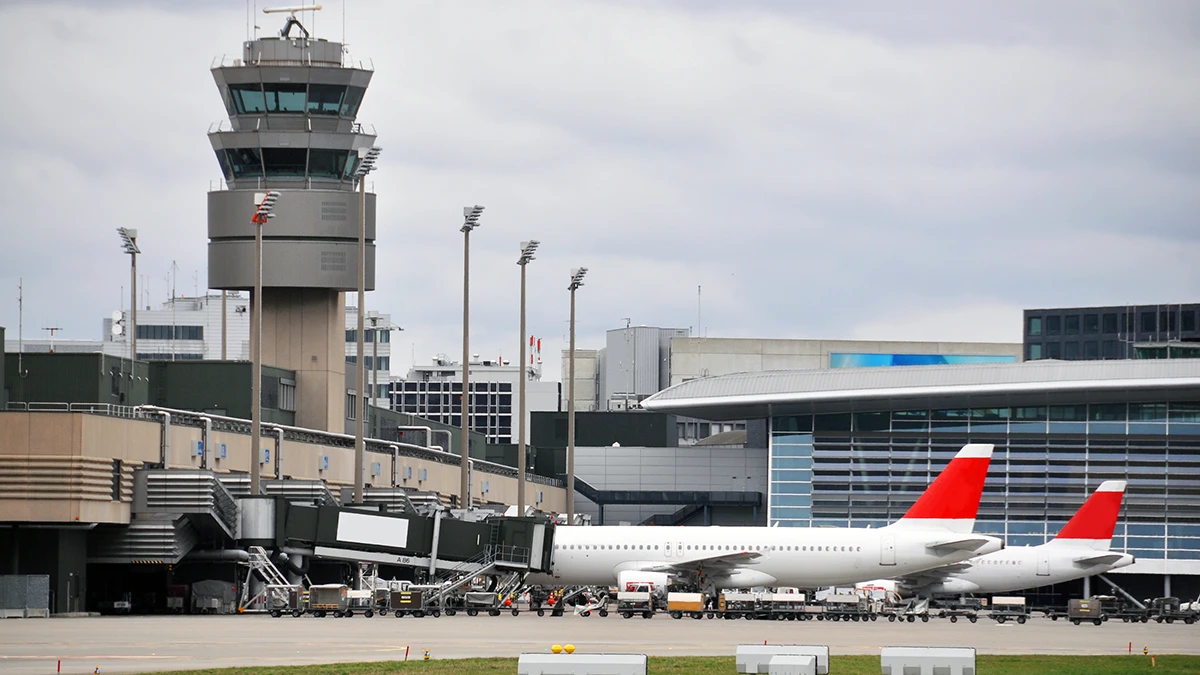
[
  {"x1": 391, "y1": 589, "x2": 426, "y2": 617},
  {"x1": 936, "y1": 598, "x2": 982, "y2": 624},
  {"x1": 309, "y1": 584, "x2": 350, "y2": 618},
  {"x1": 718, "y1": 591, "x2": 759, "y2": 620},
  {"x1": 822, "y1": 593, "x2": 877, "y2": 622},
  {"x1": 617, "y1": 591, "x2": 655, "y2": 619},
  {"x1": 759, "y1": 592, "x2": 809, "y2": 621},
  {"x1": 266, "y1": 585, "x2": 307, "y2": 618},
  {"x1": 346, "y1": 589, "x2": 375, "y2": 617},
  {"x1": 667, "y1": 592, "x2": 706, "y2": 620},
  {"x1": 1068, "y1": 598, "x2": 1104, "y2": 625},
  {"x1": 988, "y1": 596, "x2": 1029, "y2": 624},
  {"x1": 1151, "y1": 597, "x2": 1199, "y2": 625}
]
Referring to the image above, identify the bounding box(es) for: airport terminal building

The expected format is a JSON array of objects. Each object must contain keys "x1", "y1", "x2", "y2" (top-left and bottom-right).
[{"x1": 644, "y1": 359, "x2": 1200, "y2": 597}]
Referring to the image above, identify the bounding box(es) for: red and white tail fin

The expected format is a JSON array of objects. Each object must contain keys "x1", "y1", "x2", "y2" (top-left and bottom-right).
[
  {"x1": 892, "y1": 444, "x2": 993, "y2": 533},
  {"x1": 1049, "y1": 480, "x2": 1126, "y2": 550}
]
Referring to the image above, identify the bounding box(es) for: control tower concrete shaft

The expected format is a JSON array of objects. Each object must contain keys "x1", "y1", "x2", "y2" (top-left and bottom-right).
[{"x1": 207, "y1": 23, "x2": 377, "y2": 432}]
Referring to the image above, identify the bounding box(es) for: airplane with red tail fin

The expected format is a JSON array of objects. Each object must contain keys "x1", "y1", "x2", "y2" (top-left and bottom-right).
[
  {"x1": 897, "y1": 480, "x2": 1133, "y2": 595},
  {"x1": 526, "y1": 444, "x2": 1003, "y2": 592}
]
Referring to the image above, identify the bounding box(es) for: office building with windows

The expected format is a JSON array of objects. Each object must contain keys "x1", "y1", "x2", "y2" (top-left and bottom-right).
[
  {"x1": 1024, "y1": 303, "x2": 1200, "y2": 361},
  {"x1": 389, "y1": 356, "x2": 559, "y2": 445},
  {"x1": 645, "y1": 359, "x2": 1200, "y2": 597}
]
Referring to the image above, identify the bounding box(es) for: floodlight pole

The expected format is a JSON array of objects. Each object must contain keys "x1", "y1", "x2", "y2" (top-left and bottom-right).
[
  {"x1": 459, "y1": 205, "x2": 483, "y2": 509},
  {"x1": 566, "y1": 267, "x2": 587, "y2": 524},
  {"x1": 129, "y1": 240, "x2": 138, "y2": 364},
  {"x1": 516, "y1": 240, "x2": 539, "y2": 514},
  {"x1": 353, "y1": 147, "x2": 381, "y2": 504},
  {"x1": 249, "y1": 191, "x2": 279, "y2": 495}
]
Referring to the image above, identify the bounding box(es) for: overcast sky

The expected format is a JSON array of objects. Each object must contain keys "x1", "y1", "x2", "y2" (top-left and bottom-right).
[{"x1": 1, "y1": 0, "x2": 1197, "y2": 379}]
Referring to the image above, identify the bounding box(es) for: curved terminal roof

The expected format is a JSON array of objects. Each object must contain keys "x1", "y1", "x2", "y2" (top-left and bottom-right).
[{"x1": 641, "y1": 359, "x2": 1200, "y2": 420}]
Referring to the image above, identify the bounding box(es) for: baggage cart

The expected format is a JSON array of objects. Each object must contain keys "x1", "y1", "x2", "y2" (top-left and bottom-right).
[
  {"x1": 391, "y1": 589, "x2": 426, "y2": 618},
  {"x1": 988, "y1": 596, "x2": 1029, "y2": 624},
  {"x1": 266, "y1": 584, "x2": 306, "y2": 618},
  {"x1": 1068, "y1": 598, "x2": 1104, "y2": 625},
  {"x1": 617, "y1": 591, "x2": 655, "y2": 619},
  {"x1": 309, "y1": 584, "x2": 350, "y2": 618},
  {"x1": 667, "y1": 592, "x2": 706, "y2": 620},
  {"x1": 346, "y1": 589, "x2": 374, "y2": 617}
]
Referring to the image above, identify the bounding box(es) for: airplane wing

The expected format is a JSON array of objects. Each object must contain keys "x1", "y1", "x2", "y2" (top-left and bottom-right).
[
  {"x1": 894, "y1": 562, "x2": 974, "y2": 589},
  {"x1": 925, "y1": 536, "x2": 994, "y2": 552},
  {"x1": 642, "y1": 551, "x2": 763, "y2": 574},
  {"x1": 1073, "y1": 552, "x2": 1126, "y2": 566}
]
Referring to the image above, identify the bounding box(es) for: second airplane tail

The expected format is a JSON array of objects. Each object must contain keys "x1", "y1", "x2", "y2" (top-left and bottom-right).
[
  {"x1": 1049, "y1": 480, "x2": 1127, "y2": 550},
  {"x1": 892, "y1": 443, "x2": 994, "y2": 533}
]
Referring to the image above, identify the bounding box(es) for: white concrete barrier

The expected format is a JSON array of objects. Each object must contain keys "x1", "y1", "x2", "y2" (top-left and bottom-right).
[
  {"x1": 736, "y1": 644, "x2": 830, "y2": 674},
  {"x1": 880, "y1": 647, "x2": 976, "y2": 675},
  {"x1": 767, "y1": 654, "x2": 818, "y2": 675},
  {"x1": 517, "y1": 653, "x2": 647, "y2": 675}
]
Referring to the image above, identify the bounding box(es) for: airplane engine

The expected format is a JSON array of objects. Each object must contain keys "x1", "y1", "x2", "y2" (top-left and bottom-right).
[
  {"x1": 927, "y1": 578, "x2": 981, "y2": 595},
  {"x1": 617, "y1": 570, "x2": 670, "y2": 594}
]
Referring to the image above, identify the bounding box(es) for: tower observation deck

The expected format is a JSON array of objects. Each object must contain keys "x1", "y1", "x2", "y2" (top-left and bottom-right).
[{"x1": 207, "y1": 12, "x2": 378, "y2": 431}]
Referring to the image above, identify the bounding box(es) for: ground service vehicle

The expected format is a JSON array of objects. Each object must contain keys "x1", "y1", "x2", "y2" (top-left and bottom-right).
[
  {"x1": 667, "y1": 592, "x2": 706, "y2": 619},
  {"x1": 1068, "y1": 598, "x2": 1104, "y2": 625},
  {"x1": 989, "y1": 596, "x2": 1029, "y2": 624},
  {"x1": 308, "y1": 584, "x2": 350, "y2": 618}
]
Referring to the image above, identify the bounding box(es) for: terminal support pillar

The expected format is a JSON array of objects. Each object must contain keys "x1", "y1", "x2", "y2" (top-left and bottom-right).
[
  {"x1": 1082, "y1": 575, "x2": 1090, "y2": 599},
  {"x1": 1164, "y1": 574, "x2": 1172, "y2": 598}
]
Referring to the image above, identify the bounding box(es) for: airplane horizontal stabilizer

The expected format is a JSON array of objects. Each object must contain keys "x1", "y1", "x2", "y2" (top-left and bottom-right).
[
  {"x1": 925, "y1": 536, "x2": 993, "y2": 552},
  {"x1": 1073, "y1": 552, "x2": 1126, "y2": 566}
]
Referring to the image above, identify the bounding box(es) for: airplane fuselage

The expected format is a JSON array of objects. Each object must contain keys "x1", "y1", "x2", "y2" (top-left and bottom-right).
[
  {"x1": 526, "y1": 524, "x2": 1001, "y2": 589},
  {"x1": 926, "y1": 543, "x2": 1134, "y2": 595}
]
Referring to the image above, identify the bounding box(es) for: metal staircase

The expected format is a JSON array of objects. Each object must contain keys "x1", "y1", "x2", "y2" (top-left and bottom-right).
[{"x1": 238, "y1": 545, "x2": 298, "y2": 611}]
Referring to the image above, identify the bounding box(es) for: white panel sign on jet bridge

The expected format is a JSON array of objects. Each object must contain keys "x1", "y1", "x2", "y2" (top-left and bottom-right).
[{"x1": 336, "y1": 511, "x2": 410, "y2": 549}]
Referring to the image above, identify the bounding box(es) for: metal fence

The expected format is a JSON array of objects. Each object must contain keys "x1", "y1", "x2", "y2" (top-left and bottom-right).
[{"x1": 0, "y1": 575, "x2": 51, "y2": 618}]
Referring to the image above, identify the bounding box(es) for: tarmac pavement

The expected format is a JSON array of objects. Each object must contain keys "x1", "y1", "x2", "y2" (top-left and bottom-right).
[{"x1": 1, "y1": 613, "x2": 1197, "y2": 675}]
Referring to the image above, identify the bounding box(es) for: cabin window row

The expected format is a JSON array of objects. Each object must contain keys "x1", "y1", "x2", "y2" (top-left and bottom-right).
[{"x1": 554, "y1": 544, "x2": 864, "y2": 553}]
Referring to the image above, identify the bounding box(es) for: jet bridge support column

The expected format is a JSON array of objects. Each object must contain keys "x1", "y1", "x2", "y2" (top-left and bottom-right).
[
  {"x1": 1083, "y1": 576, "x2": 1090, "y2": 599},
  {"x1": 428, "y1": 509, "x2": 443, "y2": 576}
]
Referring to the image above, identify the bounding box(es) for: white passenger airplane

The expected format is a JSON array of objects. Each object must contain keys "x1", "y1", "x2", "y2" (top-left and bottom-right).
[
  {"x1": 897, "y1": 480, "x2": 1133, "y2": 595},
  {"x1": 527, "y1": 444, "x2": 1004, "y2": 592}
]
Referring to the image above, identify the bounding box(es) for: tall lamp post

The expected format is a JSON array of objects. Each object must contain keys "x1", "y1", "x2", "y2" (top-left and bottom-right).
[
  {"x1": 460, "y1": 205, "x2": 485, "y2": 509},
  {"x1": 116, "y1": 228, "x2": 140, "y2": 363},
  {"x1": 250, "y1": 190, "x2": 280, "y2": 495},
  {"x1": 354, "y1": 146, "x2": 382, "y2": 504},
  {"x1": 566, "y1": 266, "x2": 588, "y2": 524},
  {"x1": 516, "y1": 240, "x2": 540, "y2": 514}
]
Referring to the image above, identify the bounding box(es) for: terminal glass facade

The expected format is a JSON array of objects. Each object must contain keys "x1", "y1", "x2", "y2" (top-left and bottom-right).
[{"x1": 769, "y1": 400, "x2": 1200, "y2": 564}]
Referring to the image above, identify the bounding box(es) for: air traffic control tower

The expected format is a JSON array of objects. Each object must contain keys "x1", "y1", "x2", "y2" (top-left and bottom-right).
[{"x1": 207, "y1": 12, "x2": 377, "y2": 432}]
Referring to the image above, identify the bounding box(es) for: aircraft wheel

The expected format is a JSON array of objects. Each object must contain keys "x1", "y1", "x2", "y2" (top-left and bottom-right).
[
  {"x1": 950, "y1": 615, "x2": 957, "y2": 623},
  {"x1": 1017, "y1": 616, "x2": 1026, "y2": 625}
]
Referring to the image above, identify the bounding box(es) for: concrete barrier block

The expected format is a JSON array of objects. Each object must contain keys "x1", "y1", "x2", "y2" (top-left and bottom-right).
[
  {"x1": 880, "y1": 647, "x2": 976, "y2": 675},
  {"x1": 517, "y1": 653, "x2": 648, "y2": 675},
  {"x1": 767, "y1": 654, "x2": 818, "y2": 675},
  {"x1": 736, "y1": 645, "x2": 829, "y2": 674}
]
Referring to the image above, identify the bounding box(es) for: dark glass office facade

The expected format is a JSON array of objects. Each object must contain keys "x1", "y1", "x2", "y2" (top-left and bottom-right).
[
  {"x1": 769, "y1": 398, "x2": 1200, "y2": 571},
  {"x1": 1024, "y1": 304, "x2": 1200, "y2": 361}
]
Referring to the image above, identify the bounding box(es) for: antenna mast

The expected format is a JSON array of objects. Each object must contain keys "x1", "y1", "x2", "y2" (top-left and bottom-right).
[
  {"x1": 17, "y1": 279, "x2": 26, "y2": 376},
  {"x1": 43, "y1": 326, "x2": 64, "y2": 354}
]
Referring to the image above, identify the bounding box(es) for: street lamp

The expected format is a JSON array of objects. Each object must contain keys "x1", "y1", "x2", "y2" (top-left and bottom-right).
[
  {"x1": 354, "y1": 146, "x2": 382, "y2": 504},
  {"x1": 566, "y1": 266, "x2": 588, "y2": 524},
  {"x1": 367, "y1": 312, "x2": 401, "y2": 438},
  {"x1": 250, "y1": 190, "x2": 280, "y2": 495},
  {"x1": 116, "y1": 228, "x2": 140, "y2": 364},
  {"x1": 460, "y1": 204, "x2": 484, "y2": 508},
  {"x1": 516, "y1": 240, "x2": 540, "y2": 515}
]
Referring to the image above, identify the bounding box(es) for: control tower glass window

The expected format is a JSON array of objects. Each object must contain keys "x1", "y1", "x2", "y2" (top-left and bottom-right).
[
  {"x1": 228, "y1": 84, "x2": 266, "y2": 114},
  {"x1": 214, "y1": 150, "x2": 233, "y2": 180},
  {"x1": 341, "y1": 86, "x2": 365, "y2": 117},
  {"x1": 262, "y1": 148, "x2": 308, "y2": 177},
  {"x1": 307, "y1": 84, "x2": 346, "y2": 115},
  {"x1": 263, "y1": 83, "x2": 307, "y2": 113},
  {"x1": 225, "y1": 148, "x2": 264, "y2": 178},
  {"x1": 309, "y1": 149, "x2": 352, "y2": 179}
]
